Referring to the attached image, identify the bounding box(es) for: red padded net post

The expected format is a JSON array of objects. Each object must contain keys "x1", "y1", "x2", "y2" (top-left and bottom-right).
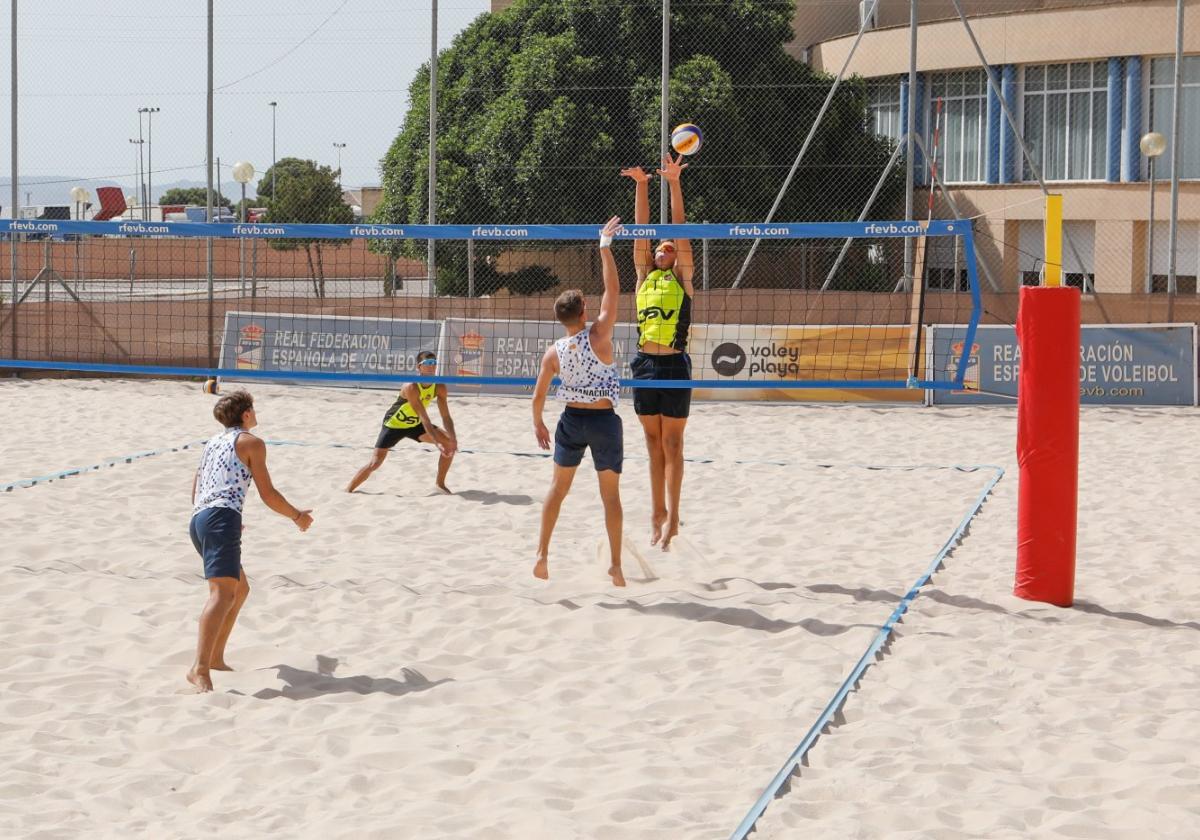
[{"x1": 1014, "y1": 285, "x2": 1080, "y2": 607}]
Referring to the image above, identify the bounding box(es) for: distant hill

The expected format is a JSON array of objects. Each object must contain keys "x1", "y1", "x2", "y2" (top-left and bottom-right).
[{"x1": 0, "y1": 177, "x2": 257, "y2": 210}]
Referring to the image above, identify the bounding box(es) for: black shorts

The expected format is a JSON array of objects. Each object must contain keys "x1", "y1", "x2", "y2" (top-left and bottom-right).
[
  {"x1": 375, "y1": 423, "x2": 426, "y2": 449},
  {"x1": 631, "y1": 351, "x2": 692, "y2": 418},
  {"x1": 554, "y1": 407, "x2": 623, "y2": 473}
]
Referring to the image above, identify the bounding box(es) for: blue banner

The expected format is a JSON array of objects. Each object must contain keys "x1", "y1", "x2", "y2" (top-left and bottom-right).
[
  {"x1": 0, "y1": 218, "x2": 967, "y2": 241},
  {"x1": 929, "y1": 324, "x2": 1197, "y2": 406},
  {"x1": 218, "y1": 311, "x2": 440, "y2": 384}
]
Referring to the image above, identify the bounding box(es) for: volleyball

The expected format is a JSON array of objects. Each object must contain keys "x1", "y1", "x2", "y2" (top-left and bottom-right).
[
  {"x1": 670, "y1": 123, "x2": 703, "y2": 155},
  {"x1": 202, "y1": 379, "x2": 220, "y2": 395}
]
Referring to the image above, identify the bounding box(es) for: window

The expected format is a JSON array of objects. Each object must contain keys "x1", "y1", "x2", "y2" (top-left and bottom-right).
[
  {"x1": 1148, "y1": 221, "x2": 1199, "y2": 293},
  {"x1": 921, "y1": 71, "x2": 988, "y2": 183},
  {"x1": 926, "y1": 69, "x2": 987, "y2": 183},
  {"x1": 1017, "y1": 220, "x2": 1096, "y2": 291},
  {"x1": 1023, "y1": 62, "x2": 1108, "y2": 181},
  {"x1": 866, "y1": 77, "x2": 902, "y2": 142},
  {"x1": 925, "y1": 236, "x2": 970, "y2": 291},
  {"x1": 1148, "y1": 56, "x2": 1200, "y2": 179}
]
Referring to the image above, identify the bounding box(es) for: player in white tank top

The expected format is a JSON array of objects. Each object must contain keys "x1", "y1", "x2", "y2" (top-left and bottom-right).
[
  {"x1": 532, "y1": 216, "x2": 627, "y2": 587},
  {"x1": 186, "y1": 390, "x2": 313, "y2": 694}
]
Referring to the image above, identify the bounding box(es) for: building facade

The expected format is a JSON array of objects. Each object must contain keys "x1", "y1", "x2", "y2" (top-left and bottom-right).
[{"x1": 800, "y1": 0, "x2": 1200, "y2": 294}]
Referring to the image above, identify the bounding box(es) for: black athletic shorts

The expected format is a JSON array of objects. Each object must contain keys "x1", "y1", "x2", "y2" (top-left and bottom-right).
[
  {"x1": 631, "y1": 351, "x2": 692, "y2": 418},
  {"x1": 375, "y1": 423, "x2": 426, "y2": 449},
  {"x1": 554, "y1": 407, "x2": 623, "y2": 473}
]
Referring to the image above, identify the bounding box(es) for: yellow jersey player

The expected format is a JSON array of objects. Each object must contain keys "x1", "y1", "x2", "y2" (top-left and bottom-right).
[
  {"x1": 621, "y1": 154, "x2": 694, "y2": 550},
  {"x1": 346, "y1": 351, "x2": 458, "y2": 494}
]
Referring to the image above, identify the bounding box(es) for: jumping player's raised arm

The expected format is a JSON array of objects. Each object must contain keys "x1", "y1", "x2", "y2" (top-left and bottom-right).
[
  {"x1": 531, "y1": 346, "x2": 559, "y2": 450},
  {"x1": 658, "y1": 153, "x2": 695, "y2": 294},
  {"x1": 591, "y1": 215, "x2": 623, "y2": 343},
  {"x1": 622, "y1": 166, "x2": 653, "y2": 281}
]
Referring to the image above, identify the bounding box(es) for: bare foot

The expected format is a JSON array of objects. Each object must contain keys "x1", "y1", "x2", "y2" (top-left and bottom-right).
[
  {"x1": 533, "y1": 556, "x2": 549, "y2": 580},
  {"x1": 434, "y1": 483, "x2": 452, "y2": 495},
  {"x1": 186, "y1": 666, "x2": 213, "y2": 693},
  {"x1": 649, "y1": 510, "x2": 667, "y2": 546},
  {"x1": 609, "y1": 565, "x2": 626, "y2": 587},
  {"x1": 209, "y1": 662, "x2": 233, "y2": 672},
  {"x1": 661, "y1": 517, "x2": 680, "y2": 551}
]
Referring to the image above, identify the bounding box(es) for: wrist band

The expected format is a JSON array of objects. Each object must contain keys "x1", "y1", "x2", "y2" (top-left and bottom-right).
[{"x1": 599, "y1": 233, "x2": 613, "y2": 248}]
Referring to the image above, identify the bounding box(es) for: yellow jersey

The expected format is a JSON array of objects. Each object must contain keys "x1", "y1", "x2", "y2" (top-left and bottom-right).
[
  {"x1": 383, "y1": 382, "x2": 437, "y2": 429},
  {"x1": 636, "y1": 269, "x2": 691, "y2": 351}
]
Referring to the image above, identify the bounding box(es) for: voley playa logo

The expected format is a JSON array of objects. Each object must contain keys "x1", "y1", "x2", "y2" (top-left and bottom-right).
[{"x1": 711, "y1": 342, "x2": 747, "y2": 376}]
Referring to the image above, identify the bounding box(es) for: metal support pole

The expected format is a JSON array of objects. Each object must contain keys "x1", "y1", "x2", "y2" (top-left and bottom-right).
[
  {"x1": 137, "y1": 110, "x2": 146, "y2": 219},
  {"x1": 731, "y1": 0, "x2": 882, "y2": 288},
  {"x1": 660, "y1": 0, "x2": 670, "y2": 224},
  {"x1": 1167, "y1": 0, "x2": 1184, "y2": 295},
  {"x1": 467, "y1": 238, "x2": 475, "y2": 297},
  {"x1": 10, "y1": 0, "x2": 18, "y2": 361},
  {"x1": 206, "y1": 0, "x2": 215, "y2": 367},
  {"x1": 427, "y1": 0, "x2": 438, "y2": 299},
  {"x1": 903, "y1": 0, "x2": 918, "y2": 291},
  {"x1": 947, "y1": 0, "x2": 1092, "y2": 295},
  {"x1": 239, "y1": 182, "x2": 246, "y2": 295},
  {"x1": 269, "y1": 101, "x2": 277, "y2": 198},
  {"x1": 1146, "y1": 158, "x2": 1157, "y2": 293},
  {"x1": 701, "y1": 221, "x2": 710, "y2": 291}
]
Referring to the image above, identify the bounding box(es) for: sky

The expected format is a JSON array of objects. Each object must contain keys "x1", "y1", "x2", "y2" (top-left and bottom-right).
[{"x1": 2, "y1": 0, "x2": 491, "y2": 204}]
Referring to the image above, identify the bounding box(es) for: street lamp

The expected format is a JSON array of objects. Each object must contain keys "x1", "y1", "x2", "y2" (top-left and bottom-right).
[
  {"x1": 268, "y1": 101, "x2": 278, "y2": 198},
  {"x1": 233, "y1": 161, "x2": 255, "y2": 295},
  {"x1": 139, "y1": 106, "x2": 160, "y2": 220},
  {"x1": 332, "y1": 142, "x2": 346, "y2": 188},
  {"x1": 128, "y1": 138, "x2": 144, "y2": 215},
  {"x1": 70, "y1": 185, "x2": 90, "y2": 220},
  {"x1": 1141, "y1": 131, "x2": 1167, "y2": 293}
]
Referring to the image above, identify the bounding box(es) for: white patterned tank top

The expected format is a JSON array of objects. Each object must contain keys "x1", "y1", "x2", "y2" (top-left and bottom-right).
[
  {"x1": 193, "y1": 427, "x2": 253, "y2": 514},
  {"x1": 555, "y1": 326, "x2": 620, "y2": 407}
]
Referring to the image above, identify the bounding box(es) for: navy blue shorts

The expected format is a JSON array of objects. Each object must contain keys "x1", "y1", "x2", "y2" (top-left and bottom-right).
[
  {"x1": 554, "y1": 407, "x2": 623, "y2": 473},
  {"x1": 190, "y1": 507, "x2": 243, "y2": 580},
  {"x1": 632, "y1": 352, "x2": 692, "y2": 418}
]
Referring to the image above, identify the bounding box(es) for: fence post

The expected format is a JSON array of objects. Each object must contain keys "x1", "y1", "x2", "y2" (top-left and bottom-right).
[{"x1": 702, "y1": 220, "x2": 709, "y2": 291}]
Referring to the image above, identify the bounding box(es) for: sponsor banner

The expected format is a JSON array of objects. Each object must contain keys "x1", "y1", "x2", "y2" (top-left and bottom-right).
[
  {"x1": 218, "y1": 311, "x2": 440, "y2": 386},
  {"x1": 0, "y1": 218, "x2": 963, "y2": 241},
  {"x1": 441, "y1": 318, "x2": 639, "y2": 397},
  {"x1": 929, "y1": 324, "x2": 1197, "y2": 406},
  {"x1": 689, "y1": 324, "x2": 924, "y2": 402}
]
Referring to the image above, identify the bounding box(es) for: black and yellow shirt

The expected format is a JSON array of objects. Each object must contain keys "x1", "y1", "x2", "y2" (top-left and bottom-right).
[
  {"x1": 383, "y1": 382, "x2": 437, "y2": 429},
  {"x1": 636, "y1": 269, "x2": 691, "y2": 351}
]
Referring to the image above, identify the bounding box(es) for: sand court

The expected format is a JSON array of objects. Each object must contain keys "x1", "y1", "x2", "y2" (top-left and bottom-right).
[{"x1": 2, "y1": 381, "x2": 1197, "y2": 838}]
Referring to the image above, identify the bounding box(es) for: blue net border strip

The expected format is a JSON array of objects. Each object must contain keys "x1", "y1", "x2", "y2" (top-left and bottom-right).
[
  {"x1": 0, "y1": 359, "x2": 965, "y2": 390},
  {"x1": 0, "y1": 219, "x2": 968, "y2": 241}
]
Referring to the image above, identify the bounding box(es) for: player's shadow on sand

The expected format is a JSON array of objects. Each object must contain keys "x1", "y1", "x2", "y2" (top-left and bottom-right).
[
  {"x1": 251, "y1": 659, "x2": 453, "y2": 701},
  {"x1": 456, "y1": 489, "x2": 534, "y2": 506},
  {"x1": 597, "y1": 600, "x2": 874, "y2": 636},
  {"x1": 809, "y1": 583, "x2": 1200, "y2": 632}
]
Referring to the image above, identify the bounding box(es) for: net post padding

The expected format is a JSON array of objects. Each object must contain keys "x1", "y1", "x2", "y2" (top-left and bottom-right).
[{"x1": 1014, "y1": 285, "x2": 1079, "y2": 607}]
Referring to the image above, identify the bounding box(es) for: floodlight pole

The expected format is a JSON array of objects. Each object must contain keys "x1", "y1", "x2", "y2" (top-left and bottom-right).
[
  {"x1": 428, "y1": 0, "x2": 438, "y2": 299},
  {"x1": 903, "y1": 0, "x2": 918, "y2": 292},
  {"x1": 660, "y1": 0, "x2": 670, "y2": 224},
  {"x1": 1167, "y1": 0, "x2": 1184, "y2": 294},
  {"x1": 10, "y1": 0, "x2": 18, "y2": 361},
  {"x1": 206, "y1": 0, "x2": 215, "y2": 367}
]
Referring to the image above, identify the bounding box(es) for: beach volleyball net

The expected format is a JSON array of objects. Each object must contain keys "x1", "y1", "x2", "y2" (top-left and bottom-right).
[{"x1": 0, "y1": 219, "x2": 981, "y2": 395}]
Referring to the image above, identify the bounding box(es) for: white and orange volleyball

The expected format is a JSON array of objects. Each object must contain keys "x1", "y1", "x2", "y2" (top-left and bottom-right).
[{"x1": 670, "y1": 123, "x2": 703, "y2": 156}]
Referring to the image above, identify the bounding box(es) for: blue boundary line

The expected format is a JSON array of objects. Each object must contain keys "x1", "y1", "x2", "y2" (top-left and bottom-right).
[
  {"x1": 0, "y1": 359, "x2": 955, "y2": 391},
  {"x1": 727, "y1": 464, "x2": 1005, "y2": 840},
  {"x1": 1, "y1": 440, "x2": 207, "y2": 491}
]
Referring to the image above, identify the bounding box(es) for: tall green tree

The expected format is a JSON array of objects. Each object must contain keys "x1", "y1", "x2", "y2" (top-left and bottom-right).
[
  {"x1": 158, "y1": 187, "x2": 232, "y2": 209},
  {"x1": 373, "y1": 0, "x2": 901, "y2": 293},
  {"x1": 259, "y1": 158, "x2": 354, "y2": 298}
]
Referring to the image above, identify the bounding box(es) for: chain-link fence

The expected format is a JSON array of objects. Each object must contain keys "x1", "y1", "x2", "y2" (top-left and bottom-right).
[{"x1": 3, "y1": 0, "x2": 1199, "y2": 394}]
